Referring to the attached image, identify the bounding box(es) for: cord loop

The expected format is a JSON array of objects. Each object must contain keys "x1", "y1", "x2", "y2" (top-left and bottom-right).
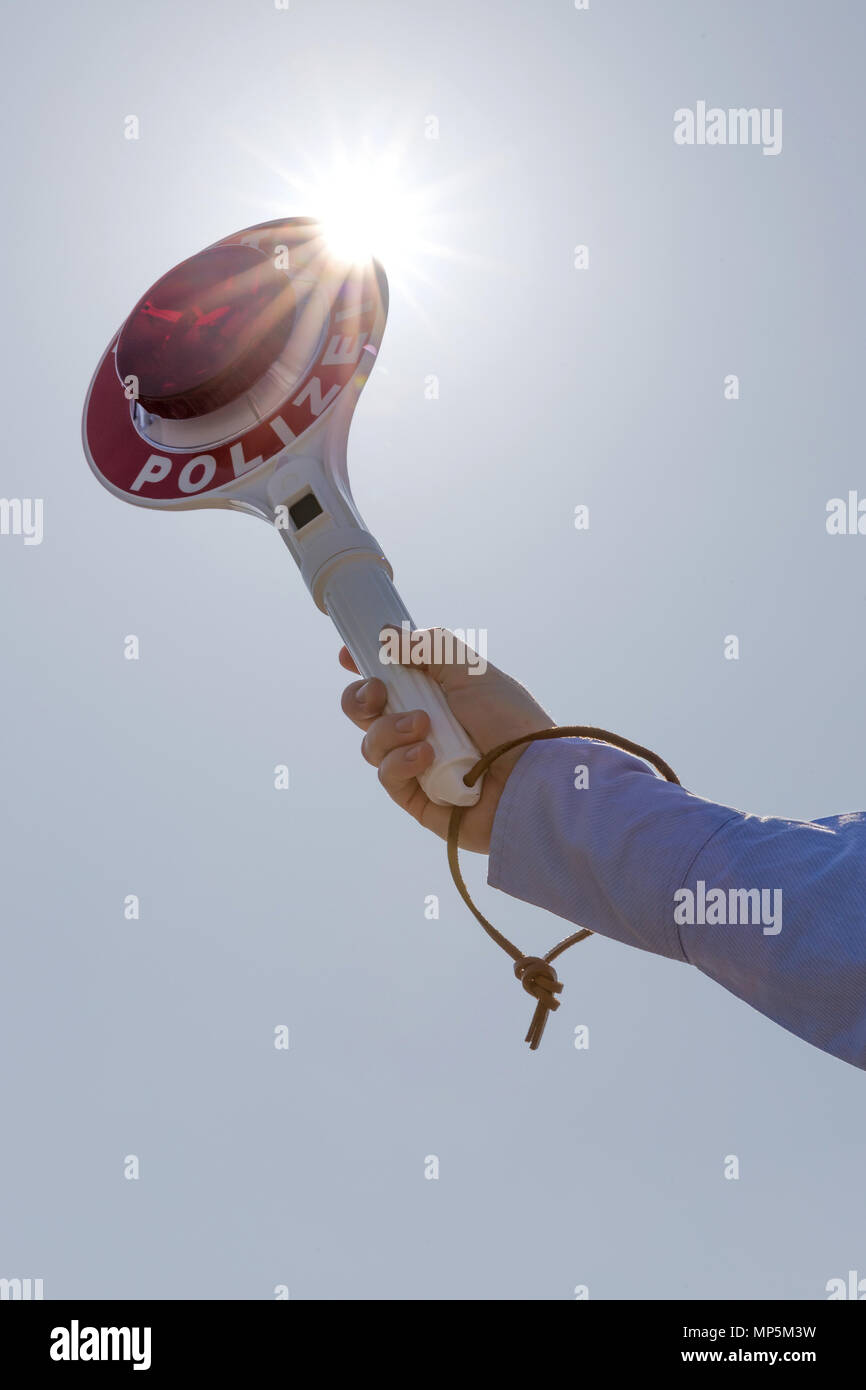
[{"x1": 446, "y1": 726, "x2": 680, "y2": 1050}]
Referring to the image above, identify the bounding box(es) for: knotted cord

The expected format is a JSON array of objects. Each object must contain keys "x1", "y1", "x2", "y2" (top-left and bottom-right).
[{"x1": 446, "y1": 726, "x2": 680, "y2": 1050}]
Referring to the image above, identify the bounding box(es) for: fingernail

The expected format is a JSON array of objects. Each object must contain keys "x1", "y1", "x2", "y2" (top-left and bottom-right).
[
  {"x1": 395, "y1": 714, "x2": 415, "y2": 732},
  {"x1": 404, "y1": 744, "x2": 421, "y2": 762},
  {"x1": 355, "y1": 682, "x2": 370, "y2": 704}
]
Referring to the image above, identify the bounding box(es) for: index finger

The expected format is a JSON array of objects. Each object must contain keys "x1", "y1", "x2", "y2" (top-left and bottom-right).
[{"x1": 340, "y1": 675, "x2": 389, "y2": 731}]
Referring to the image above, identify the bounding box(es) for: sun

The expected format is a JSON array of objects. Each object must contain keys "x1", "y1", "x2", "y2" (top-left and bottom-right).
[
  {"x1": 254, "y1": 140, "x2": 437, "y2": 290},
  {"x1": 234, "y1": 129, "x2": 492, "y2": 317},
  {"x1": 313, "y1": 155, "x2": 424, "y2": 270}
]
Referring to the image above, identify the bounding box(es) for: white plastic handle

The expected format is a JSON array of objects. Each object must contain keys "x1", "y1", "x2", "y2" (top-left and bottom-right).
[{"x1": 321, "y1": 557, "x2": 481, "y2": 807}]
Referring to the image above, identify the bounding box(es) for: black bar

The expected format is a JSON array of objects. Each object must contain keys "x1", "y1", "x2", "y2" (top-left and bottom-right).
[{"x1": 0, "y1": 1298, "x2": 860, "y2": 1376}]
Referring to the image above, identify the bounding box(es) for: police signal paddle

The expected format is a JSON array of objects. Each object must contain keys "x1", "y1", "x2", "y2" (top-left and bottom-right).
[{"x1": 82, "y1": 218, "x2": 481, "y2": 807}]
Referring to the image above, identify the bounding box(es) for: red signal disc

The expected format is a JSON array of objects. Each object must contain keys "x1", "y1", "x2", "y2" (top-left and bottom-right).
[{"x1": 83, "y1": 219, "x2": 384, "y2": 506}]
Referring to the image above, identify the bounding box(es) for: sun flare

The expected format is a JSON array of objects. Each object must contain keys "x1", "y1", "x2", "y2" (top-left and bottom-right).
[
  {"x1": 273, "y1": 147, "x2": 424, "y2": 280},
  {"x1": 315, "y1": 160, "x2": 423, "y2": 269}
]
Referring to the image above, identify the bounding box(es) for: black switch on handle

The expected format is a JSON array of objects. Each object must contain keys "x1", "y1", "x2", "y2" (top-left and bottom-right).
[{"x1": 288, "y1": 492, "x2": 324, "y2": 530}]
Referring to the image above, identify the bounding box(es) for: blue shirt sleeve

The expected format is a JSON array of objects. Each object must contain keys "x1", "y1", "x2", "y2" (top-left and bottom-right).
[{"x1": 487, "y1": 738, "x2": 866, "y2": 1070}]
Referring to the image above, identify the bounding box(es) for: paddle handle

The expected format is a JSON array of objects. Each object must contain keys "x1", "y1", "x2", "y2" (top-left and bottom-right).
[{"x1": 322, "y1": 557, "x2": 481, "y2": 807}]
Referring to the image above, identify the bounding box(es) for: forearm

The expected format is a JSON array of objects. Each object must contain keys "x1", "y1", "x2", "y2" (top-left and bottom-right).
[{"x1": 487, "y1": 739, "x2": 866, "y2": 1068}]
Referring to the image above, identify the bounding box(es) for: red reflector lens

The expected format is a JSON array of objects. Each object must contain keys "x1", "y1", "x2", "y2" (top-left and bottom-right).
[{"x1": 116, "y1": 244, "x2": 295, "y2": 420}]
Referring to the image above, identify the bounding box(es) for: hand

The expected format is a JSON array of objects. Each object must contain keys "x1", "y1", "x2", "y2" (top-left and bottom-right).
[{"x1": 339, "y1": 628, "x2": 555, "y2": 853}]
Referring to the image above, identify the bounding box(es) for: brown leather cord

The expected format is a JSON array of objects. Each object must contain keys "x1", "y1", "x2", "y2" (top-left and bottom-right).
[{"x1": 447, "y1": 726, "x2": 681, "y2": 1050}]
